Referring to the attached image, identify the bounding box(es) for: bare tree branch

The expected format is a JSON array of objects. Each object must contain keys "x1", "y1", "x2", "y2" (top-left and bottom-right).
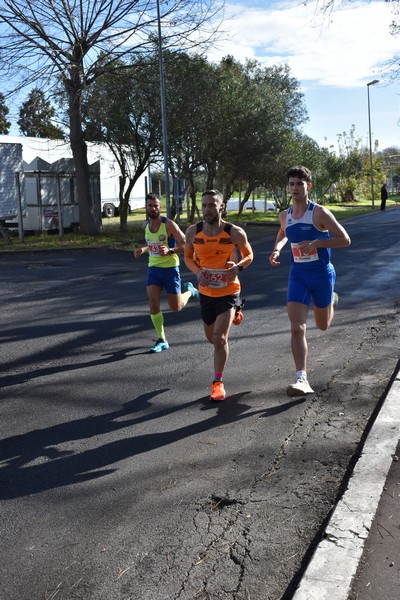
[{"x1": 0, "y1": 0, "x2": 224, "y2": 233}]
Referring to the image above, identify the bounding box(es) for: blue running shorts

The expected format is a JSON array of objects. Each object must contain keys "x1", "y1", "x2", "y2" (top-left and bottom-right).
[
  {"x1": 146, "y1": 266, "x2": 181, "y2": 294},
  {"x1": 287, "y1": 264, "x2": 336, "y2": 308}
]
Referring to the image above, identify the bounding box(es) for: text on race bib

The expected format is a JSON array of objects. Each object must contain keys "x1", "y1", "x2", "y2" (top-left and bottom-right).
[
  {"x1": 203, "y1": 269, "x2": 228, "y2": 288},
  {"x1": 291, "y1": 242, "x2": 318, "y2": 263},
  {"x1": 148, "y1": 242, "x2": 163, "y2": 255}
]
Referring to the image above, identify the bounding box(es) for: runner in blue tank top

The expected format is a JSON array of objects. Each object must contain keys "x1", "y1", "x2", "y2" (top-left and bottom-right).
[{"x1": 269, "y1": 166, "x2": 351, "y2": 397}]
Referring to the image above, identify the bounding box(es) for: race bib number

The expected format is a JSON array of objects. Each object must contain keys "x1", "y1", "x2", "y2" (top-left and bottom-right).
[
  {"x1": 203, "y1": 269, "x2": 228, "y2": 288},
  {"x1": 291, "y1": 242, "x2": 318, "y2": 263},
  {"x1": 148, "y1": 242, "x2": 163, "y2": 256}
]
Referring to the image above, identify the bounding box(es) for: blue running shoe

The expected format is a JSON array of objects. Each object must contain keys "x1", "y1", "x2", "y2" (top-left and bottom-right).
[
  {"x1": 184, "y1": 281, "x2": 199, "y2": 300},
  {"x1": 150, "y1": 339, "x2": 169, "y2": 353}
]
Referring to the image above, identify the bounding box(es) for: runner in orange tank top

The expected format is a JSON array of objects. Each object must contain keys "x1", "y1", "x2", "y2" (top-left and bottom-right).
[{"x1": 185, "y1": 190, "x2": 254, "y2": 401}]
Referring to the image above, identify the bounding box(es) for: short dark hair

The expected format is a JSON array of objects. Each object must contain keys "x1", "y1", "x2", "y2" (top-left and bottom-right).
[
  {"x1": 201, "y1": 189, "x2": 223, "y2": 202},
  {"x1": 287, "y1": 165, "x2": 312, "y2": 182},
  {"x1": 146, "y1": 193, "x2": 160, "y2": 203}
]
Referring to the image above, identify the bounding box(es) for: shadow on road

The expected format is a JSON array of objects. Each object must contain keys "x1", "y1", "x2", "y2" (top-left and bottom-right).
[{"x1": 0, "y1": 389, "x2": 305, "y2": 500}]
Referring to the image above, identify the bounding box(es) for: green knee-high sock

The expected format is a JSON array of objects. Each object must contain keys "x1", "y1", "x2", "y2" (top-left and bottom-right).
[{"x1": 150, "y1": 311, "x2": 165, "y2": 340}]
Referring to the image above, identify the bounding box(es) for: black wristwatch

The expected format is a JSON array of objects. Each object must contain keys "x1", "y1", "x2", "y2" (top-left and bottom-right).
[
  {"x1": 169, "y1": 249, "x2": 174, "y2": 255},
  {"x1": 238, "y1": 264, "x2": 244, "y2": 272}
]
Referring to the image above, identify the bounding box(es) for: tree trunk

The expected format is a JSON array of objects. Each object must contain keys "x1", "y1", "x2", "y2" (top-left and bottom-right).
[
  {"x1": 187, "y1": 173, "x2": 198, "y2": 223},
  {"x1": 119, "y1": 175, "x2": 129, "y2": 232},
  {"x1": 68, "y1": 84, "x2": 101, "y2": 235},
  {"x1": 238, "y1": 188, "x2": 252, "y2": 216},
  {"x1": 205, "y1": 161, "x2": 216, "y2": 189},
  {"x1": 222, "y1": 183, "x2": 232, "y2": 217}
]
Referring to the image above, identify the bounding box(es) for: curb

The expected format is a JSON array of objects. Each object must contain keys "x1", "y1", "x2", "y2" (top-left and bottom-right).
[{"x1": 292, "y1": 367, "x2": 400, "y2": 599}]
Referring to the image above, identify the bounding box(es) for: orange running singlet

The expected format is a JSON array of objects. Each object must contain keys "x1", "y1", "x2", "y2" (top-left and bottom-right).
[{"x1": 193, "y1": 222, "x2": 240, "y2": 297}]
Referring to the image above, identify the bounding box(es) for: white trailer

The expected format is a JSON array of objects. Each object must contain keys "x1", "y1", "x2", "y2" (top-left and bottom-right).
[
  {"x1": 0, "y1": 135, "x2": 147, "y2": 224},
  {"x1": 0, "y1": 143, "x2": 26, "y2": 240},
  {"x1": 0, "y1": 142, "x2": 25, "y2": 220},
  {"x1": 21, "y1": 156, "x2": 100, "y2": 232},
  {"x1": 85, "y1": 144, "x2": 147, "y2": 217}
]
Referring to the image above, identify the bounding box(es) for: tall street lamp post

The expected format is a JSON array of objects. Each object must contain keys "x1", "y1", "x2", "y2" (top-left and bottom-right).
[
  {"x1": 367, "y1": 79, "x2": 379, "y2": 208},
  {"x1": 156, "y1": 0, "x2": 171, "y2": 218}
]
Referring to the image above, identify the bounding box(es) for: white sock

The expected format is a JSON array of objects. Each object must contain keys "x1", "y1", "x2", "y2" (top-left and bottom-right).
[{"x1": 296, "y1": 370, "x2": 307, "y2": 380}]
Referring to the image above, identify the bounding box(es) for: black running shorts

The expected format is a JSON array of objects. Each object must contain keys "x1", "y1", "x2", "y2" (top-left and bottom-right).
[{"x1": 199, "y1": 293, "x2": 239, "y2": 326}]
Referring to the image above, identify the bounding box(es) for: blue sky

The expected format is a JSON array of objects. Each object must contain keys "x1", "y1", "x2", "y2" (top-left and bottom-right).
[
  {"x1": 3, "y1": 0, "x2": 398, "y2": 152},
  {"x1": 207, "y1": 0, "x2": 400, "y2": 151}
]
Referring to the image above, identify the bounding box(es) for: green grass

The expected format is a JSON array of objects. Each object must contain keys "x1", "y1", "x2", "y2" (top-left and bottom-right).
[{"x1": 1, "y1": 198, "x2": 398, "y2": 252}]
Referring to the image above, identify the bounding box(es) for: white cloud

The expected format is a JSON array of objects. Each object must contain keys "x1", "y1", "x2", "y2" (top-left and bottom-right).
[{"x1": 207, "y1": 0, "x2": 398, "y2": 88}]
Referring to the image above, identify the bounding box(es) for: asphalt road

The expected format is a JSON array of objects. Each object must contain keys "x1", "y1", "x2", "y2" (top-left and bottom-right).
[{"x1": 1, "y1": 208, "x2": 399, "y2": 600}]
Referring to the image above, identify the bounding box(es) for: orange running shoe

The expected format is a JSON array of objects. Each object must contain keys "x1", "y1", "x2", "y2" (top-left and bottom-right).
[
  {"x1": 210, "y1": 380, "x2": 226, "y2": 401},
  {"x1": 233, "y1": 309, "x2": 243, "y2": 325},
  {"x1": 233, "y1": 297, "x2": 245, "y2": 325}
]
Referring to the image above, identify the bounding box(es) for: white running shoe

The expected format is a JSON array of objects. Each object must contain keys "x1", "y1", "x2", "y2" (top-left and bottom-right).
[
  {"x1": 287, "y1": 377, "x2": 314, "y2": 397},
  {"x1": 332, "y1": 292, "x2": 339, "y2": 307}
]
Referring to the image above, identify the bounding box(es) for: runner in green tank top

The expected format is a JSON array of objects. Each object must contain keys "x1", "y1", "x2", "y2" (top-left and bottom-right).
[{"x1": 134, "y1": 193, "x2": 199, "y2": 353}]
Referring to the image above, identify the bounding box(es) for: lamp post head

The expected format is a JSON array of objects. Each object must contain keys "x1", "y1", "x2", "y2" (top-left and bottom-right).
[{"x1": 367, "y1": 79, "x2": 379, "y2": 86}]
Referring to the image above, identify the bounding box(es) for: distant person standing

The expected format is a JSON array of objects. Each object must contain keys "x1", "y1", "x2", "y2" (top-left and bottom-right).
[
  {"x1": 269, "y1": 166, "x2": 351, "y2": 397},
  {"x1": 380, "y1": 183, "x2": 388, "y2": 211},
  {"x1": 134, "y1": 193, "x2": 198, "y2": 353}
]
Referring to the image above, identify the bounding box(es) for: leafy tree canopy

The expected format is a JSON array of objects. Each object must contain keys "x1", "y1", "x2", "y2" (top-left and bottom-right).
[
  {"x1": 0, "y1": 92, "x2": 11, "y2": 134},
  {"x1": 18, "y1": 88, "x2": 64, "y2": 139},
  {"x1": 0, "y1": 0, "x2": 224, "y2": 233}
]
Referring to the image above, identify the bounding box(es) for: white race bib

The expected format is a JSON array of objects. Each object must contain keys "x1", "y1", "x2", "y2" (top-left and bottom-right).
[
  {"x1": 291, "y1": 242, "x2": 318, "y2": 263},
  {"x1": 203, "y1": 268, "x2": 229, "y2": 288},
  {"x1": 148, "y1": 242, "x2": 163, "y2": 256}
]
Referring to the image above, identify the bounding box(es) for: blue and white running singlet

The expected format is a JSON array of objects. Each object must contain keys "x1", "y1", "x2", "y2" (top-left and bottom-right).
[
  {"x1": 285, "y1": 202, "x2": 335, "y2": 307},
  {"x1": 285, "y1": 202, "x2": 331, "y2": 269}
]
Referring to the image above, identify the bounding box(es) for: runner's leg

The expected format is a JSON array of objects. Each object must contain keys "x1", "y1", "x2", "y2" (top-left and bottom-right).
[
  {"x1": 167, "y1": 291, "x2": 191, "y2": 312},
  {"x1": 204, "y1": 310, "x2": 233, "y2": 401},
  {"x1": 287, "y1": 301, "x2": 309, "y2": 373},
  {"x1": 209, "y1": 308, "x2": 234, "y2": 374},
  {"x1": 165, "y1": 267, "x2": 197, "y2": 311},
  {"x1": 312, "y1": 265, "x2": 336, "y2": 331},
  {"x1": 147, "y1": 285, "x2": 165, "y2": 340},
  {"x1": 314, "y1": 304, "x2": 334, "y2": 331}
]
